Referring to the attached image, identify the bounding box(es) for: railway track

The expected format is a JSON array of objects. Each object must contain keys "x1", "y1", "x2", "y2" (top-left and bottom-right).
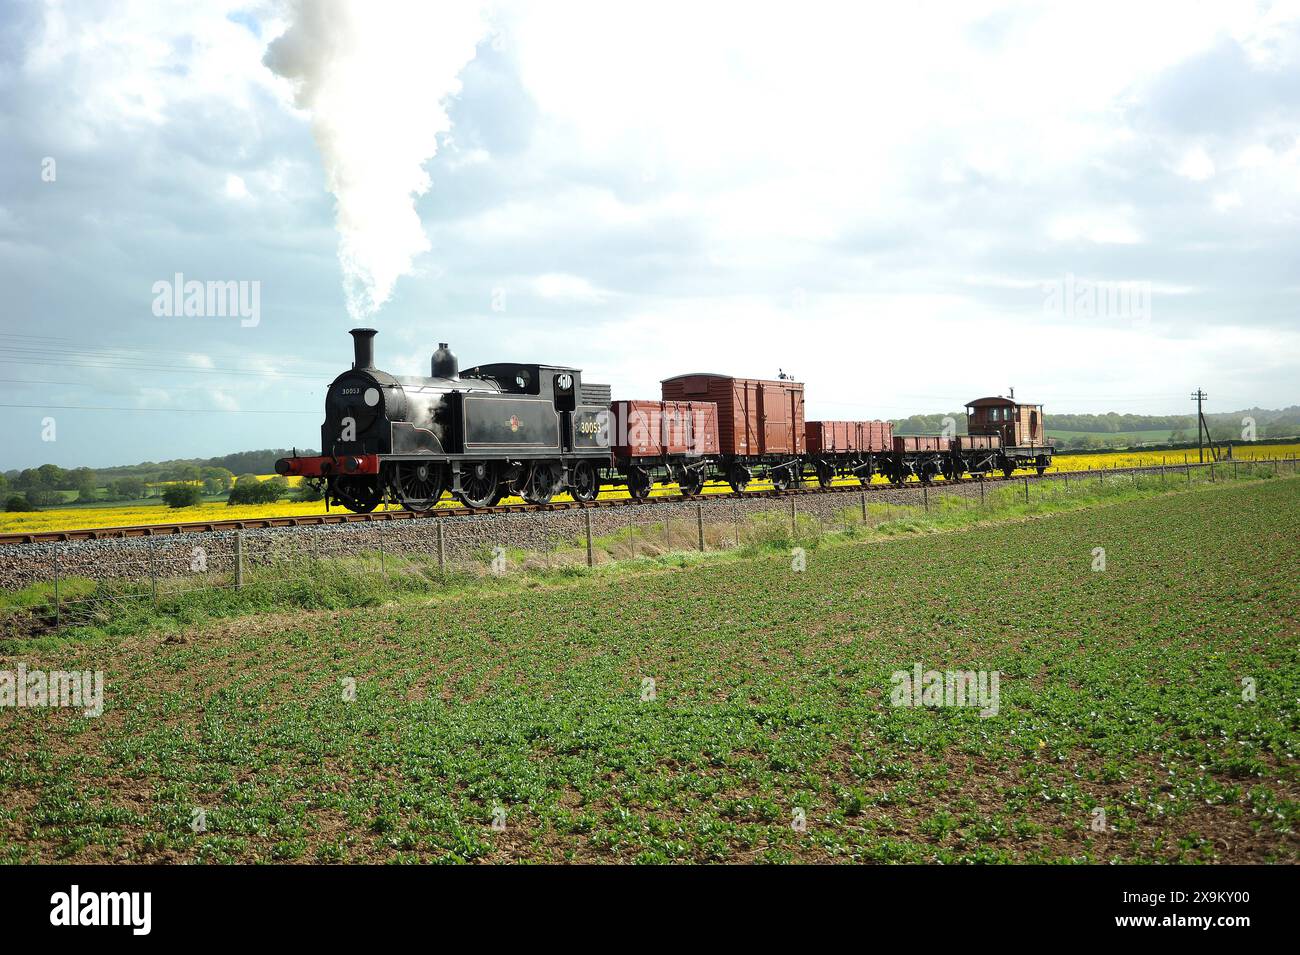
[{"x1": 0, "y1": 463, "x2": 1199, "y2": 546}]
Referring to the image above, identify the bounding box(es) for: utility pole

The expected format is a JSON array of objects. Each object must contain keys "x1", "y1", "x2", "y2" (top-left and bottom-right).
[{"x1": 1191, "y1": 389, "x2": 1207, "y2": 463}]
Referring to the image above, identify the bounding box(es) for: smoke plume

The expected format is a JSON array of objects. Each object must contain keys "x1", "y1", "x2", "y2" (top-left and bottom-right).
[{"x1": 264, "y1": 1, "x2": 489, "y2": 320}]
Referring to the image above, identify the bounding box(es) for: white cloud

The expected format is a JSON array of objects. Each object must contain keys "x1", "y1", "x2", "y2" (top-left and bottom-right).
[
  {"x1": 1046, "y1": 211, "x2": 1143, "y2": 245},
  {"x1": 531, "y1": 272, "x2": 607, "y2": 304},
  {"x1": 1176, "y1": 146, "x2": 1216, "y2": 181},
  {"x1": 224, "y1": 173, "x2": 250, "y2": 199}
]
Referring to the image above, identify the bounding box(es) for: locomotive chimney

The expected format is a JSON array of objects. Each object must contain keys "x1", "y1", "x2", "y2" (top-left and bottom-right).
[
  {"x1": 432, "y1": 342, "x2": 458, "y2": 379},
  {"x1": 349, "y1": 328, "x2": 377, "y2": 369}
]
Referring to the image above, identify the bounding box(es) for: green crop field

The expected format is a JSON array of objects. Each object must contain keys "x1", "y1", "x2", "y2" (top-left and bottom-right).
[
  {"x1": 1048, "y1": 428, "x2": 1174, "y2": 445},
  {"x1": 1, "y1": 478, "x2": 1296, "y2": 863}
]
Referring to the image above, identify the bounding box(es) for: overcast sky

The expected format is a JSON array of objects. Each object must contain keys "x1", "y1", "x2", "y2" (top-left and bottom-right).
[{"x1": 2, "y1": 0, "x2": 1298, "y2": 470}]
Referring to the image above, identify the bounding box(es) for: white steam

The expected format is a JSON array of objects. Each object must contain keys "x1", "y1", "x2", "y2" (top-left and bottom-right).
[{"x1": 264, "y1": 1, "x2": 490, "y2": 320}]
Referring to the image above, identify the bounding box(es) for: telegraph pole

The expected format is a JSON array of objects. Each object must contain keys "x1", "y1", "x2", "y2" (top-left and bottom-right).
[{"x1": 1191, "y1": 389, "x2": 1207, "y2": 463}]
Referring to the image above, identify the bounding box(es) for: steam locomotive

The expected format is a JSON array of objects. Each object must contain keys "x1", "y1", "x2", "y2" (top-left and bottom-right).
[{"x1": 275, "y1": 329, "x2": 1054, "y2": 512}]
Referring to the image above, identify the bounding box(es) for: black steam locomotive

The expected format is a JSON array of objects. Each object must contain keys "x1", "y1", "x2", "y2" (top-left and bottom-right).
[{"x1": 276, "y1": 328, "x2": 612, "y2": 511}]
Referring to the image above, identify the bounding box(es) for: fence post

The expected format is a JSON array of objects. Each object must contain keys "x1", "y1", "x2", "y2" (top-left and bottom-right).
[
  {"x1": 923, "y1": 484, "x2": 929, "y2": 512},
  {"x1": 235, "y1": 530, "x2": 244, "y2": 589},
  {"x1": 379, "y1": 522, "x2": 386, "y2": 577},
  {"x1": 696, "y1": 504, "x2": 704, "y2": 552},
  {"x1": 53, "y1": 544, "x2": 61, "y2": 632},
  {"x1": 437, "y1": 519, "x2": 446, "y2": 574},
  {"x1": 585, "y1": 510, "x2": 594, "y2": 567},
  {"x1": 860, "y1": 490, "x2": 868, "y2": 522},
  {"x1": 149, "y1": 535, "x2": 158, "y2": 604},
  {"x1": 733, "y1": 502, "x2": 740, "y2": 549},
  {"x1": 1023, "y1": 476, "x2": 1029, "y2": 503},
  {"x1": 979, "y1": 480, "x2": 985, "y2": 506}
]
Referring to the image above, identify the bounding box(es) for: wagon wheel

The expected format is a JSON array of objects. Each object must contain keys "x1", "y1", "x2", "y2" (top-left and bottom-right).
[
  {"x1": 728, "y1": 464, "x2": 751, "y2": 494},
  {"x1": 569, "y1": 460, "x2": 599, "y2": 503},
  {"x1": 457, "y1": 461, "x2": 499, "y2": 509},
  {"x1": 334, "y1": 475, "x2": 382, "y2": 514},
  {"x1": 1002, "y1": 465, "x2": 1015, "y2": 479},
  {"x1": 770, "y1": 467, "x2": 792, "y2": 492},
  {"x1": 520, "y1": 462, "x2": 559, "y2": 505},
  {"x1": 678, "y1": 468, "x2": 705, "y2": 497},
  {"x1": 392, "y1": 460, "x2": 446, "y2": 512},
  {"x1": 816, "y1": 462, "x2": 835, "y2": 489},
  {"x1": 627, "y1": 468, "x2": 652, "y2": 500}
]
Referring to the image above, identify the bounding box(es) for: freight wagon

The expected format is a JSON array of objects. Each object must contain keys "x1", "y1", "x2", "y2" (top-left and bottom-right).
[
  {"x1": 609, "y1": 399, "x2": 720, "y2": 497},
  {"x1": 888, "y1": 435, "x2": 954, "y2": 484},
  {"x1": 804, "y1": 420, "x2": 893, "y2": 487},
  {"x1": 660, "y1": 373, "x2": 806, "y2": 491}
]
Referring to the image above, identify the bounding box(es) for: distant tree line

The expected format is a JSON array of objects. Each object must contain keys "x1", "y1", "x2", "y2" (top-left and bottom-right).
[
  {"x1": 2, "y1": 448, "x2": 318, "y2": 511},
  {"x1": 886, "y1": 407, "x2": 1300, "y2": 447}
]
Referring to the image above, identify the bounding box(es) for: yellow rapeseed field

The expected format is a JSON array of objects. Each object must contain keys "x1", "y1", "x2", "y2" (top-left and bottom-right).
[
  {"x1": 1051, "y1": 442, "x2": 1300, "y2": 472},
  {"x1": 4, "y1": 445, "x2": 1296, "y2": 535}
]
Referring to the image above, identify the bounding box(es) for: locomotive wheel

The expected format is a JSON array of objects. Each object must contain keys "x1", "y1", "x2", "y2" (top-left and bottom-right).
[
  {"x1": 457, "y1": 461, "x2": 500, "y2": 509},
  {"x1": 678, "y1": 469, "x2": 705, "y2": 497},
  {"x1": 728, "y1": 464, "x2": 751, "y2": 494},
  {"x1": 334, "y1": 475, "x2": 382, "y2": 514},
  {"x1": 627, "y1": 469, "x2": 652, "y2": 500},
  {"x1": 569, "y1": 461, "x2": 599, "y2": 503},
  {"x1": 520, "y1": 462, "x2": 560, "y2": 505},
  {"x1": 392, "y1": 460, "x2": 446, "y2": 512}
]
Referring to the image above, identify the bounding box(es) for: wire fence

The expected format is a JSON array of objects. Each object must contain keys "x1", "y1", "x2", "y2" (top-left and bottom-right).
[{"x1": 7, "y1": 457, "x2": 1296, "y2": 634}]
